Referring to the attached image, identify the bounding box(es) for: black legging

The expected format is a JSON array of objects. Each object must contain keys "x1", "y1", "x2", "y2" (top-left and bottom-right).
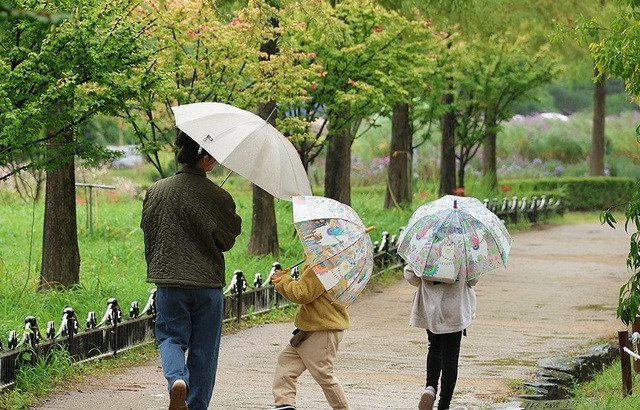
[{"x1": 425, "y1": 329, "x2": 463, "y2": 410}]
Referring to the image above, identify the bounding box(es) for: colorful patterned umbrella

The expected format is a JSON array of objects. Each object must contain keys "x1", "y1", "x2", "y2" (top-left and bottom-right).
[
  {"x1": 397, "y1": 195, "x2": 512, "y2": 283},
  {"x1": 292, "y1": 195, "x2": 374, "y2": 307}
]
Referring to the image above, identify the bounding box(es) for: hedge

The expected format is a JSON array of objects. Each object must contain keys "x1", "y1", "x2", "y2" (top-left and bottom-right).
[{"x1": 499, "y1": 177, "x2": 635, "y2": 211}]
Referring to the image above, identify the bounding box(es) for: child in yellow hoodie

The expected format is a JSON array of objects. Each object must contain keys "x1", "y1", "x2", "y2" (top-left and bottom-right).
[{"x1": 268, "y1": 263, "x2": 350, "y2": 410}]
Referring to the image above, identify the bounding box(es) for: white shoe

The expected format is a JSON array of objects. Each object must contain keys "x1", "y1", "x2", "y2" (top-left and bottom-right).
[{"x1": 418, "y1": 386, "x2": 436, "y2": 410}]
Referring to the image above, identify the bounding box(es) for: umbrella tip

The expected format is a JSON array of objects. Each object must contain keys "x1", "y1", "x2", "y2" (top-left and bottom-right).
[
  {"x1": 453, "y1": 200, "x2": 457, "y2": 209},
  {"x1": 366, "y1": 226, "x2": 376, "y2": 233}
]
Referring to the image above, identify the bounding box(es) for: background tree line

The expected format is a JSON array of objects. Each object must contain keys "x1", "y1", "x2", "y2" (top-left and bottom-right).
[{"x1": 0, "y1": 0, "x2": 633, "y2": 289}]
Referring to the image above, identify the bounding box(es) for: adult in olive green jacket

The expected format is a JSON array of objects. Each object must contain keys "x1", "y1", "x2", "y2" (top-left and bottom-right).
[{"x1": 141, "y1": 131, "x2": 241, "y2": 410}]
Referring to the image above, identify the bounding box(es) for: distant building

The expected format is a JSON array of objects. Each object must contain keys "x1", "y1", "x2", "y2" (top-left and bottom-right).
[{"x1": 106, "y1": 145, "x2": 143, "y2": 168}]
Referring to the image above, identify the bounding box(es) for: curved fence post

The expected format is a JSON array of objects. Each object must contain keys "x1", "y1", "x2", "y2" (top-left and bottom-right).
[
  {"x1": 633, "y1": 317, "x2": 640, "y2": 374},
  {"x1": 67, "y1": 316, "x2": 76, "y2": 359},
  {"x1": 234, "y1": 270, "x2": 245, "y2": 322}
]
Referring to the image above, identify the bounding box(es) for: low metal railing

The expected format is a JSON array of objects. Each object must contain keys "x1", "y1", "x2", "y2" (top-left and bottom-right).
[{"x1": 485, "y1": 194, "x2": 563, "y2": 225}]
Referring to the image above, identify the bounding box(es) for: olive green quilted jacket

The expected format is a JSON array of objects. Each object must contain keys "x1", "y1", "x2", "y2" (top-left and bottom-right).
[{"x1": 141, "y1": 165, "x2": 242, "y2": 288}]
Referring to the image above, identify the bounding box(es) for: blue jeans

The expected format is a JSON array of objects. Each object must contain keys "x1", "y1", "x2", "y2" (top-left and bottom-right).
[{"x1": 155, "y1": 287, "x2": 224, "y2": 410}]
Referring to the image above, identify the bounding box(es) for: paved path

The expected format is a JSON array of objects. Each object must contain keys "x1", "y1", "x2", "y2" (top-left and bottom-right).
[{"x1": 33, "y1": 222, "x2": 631, "y2": 410}]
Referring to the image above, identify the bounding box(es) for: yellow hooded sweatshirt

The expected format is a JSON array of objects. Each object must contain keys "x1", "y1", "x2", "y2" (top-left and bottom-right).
[{"x1": 275, "y1": 265, "x2": 349, "y2": 332}]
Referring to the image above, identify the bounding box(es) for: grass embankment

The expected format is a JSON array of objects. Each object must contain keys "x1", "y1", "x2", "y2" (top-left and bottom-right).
[
  {"x1": 0, "y1": 183, "x2": 416, "y2": 335},
  {"x1": 570, "y1": 360, "x2": 640, "y2": 409}
]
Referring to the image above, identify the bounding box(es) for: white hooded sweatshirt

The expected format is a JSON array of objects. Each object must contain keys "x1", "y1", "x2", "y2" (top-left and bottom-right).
[{"x1": 404, "y1": 265, "x2": 477, "y2": 334}]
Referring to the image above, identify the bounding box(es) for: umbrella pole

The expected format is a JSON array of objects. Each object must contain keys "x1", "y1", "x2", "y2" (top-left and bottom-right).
[
  {"x1": 220, "y1": 170, "x2": 233, "y2": 187},
  {"x1": 284, "y1": 259, "x2": 305, "y2": 273},
  {"x1": 266, "y1": 106, "x2": 278, "y2": 123}
]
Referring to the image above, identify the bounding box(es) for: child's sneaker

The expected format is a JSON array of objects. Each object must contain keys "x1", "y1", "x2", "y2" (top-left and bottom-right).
[
  {"x1": 418, "y1": 386, "x2": 436, "y2": 410},
  {"x1": 169, "y1": 379, "x2": 188, "y2": 410}
]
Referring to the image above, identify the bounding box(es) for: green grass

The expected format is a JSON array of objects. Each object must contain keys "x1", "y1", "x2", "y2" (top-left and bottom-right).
[
  {"x1": 0, "y1": 347, "x2": 78, "y2": 409},
  {"x1": 570, "y1": 359, "x2": 640, "y2": 409},
  {"x1": 0, "y1": 178, "x2": 415, "y2": 337}
]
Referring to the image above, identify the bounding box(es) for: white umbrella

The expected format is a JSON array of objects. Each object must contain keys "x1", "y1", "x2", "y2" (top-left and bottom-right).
[{"x1": 171, "y1": 102, "x2": 312, "y2": 201}]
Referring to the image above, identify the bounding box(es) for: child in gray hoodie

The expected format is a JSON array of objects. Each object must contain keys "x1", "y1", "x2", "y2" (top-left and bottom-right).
[{"x1": 404, "y1": 265, "x2": 477, "y2": 410}]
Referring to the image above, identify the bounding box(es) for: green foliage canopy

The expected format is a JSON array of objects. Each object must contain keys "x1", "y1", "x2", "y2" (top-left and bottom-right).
[
  {"x1": 123, "y1": 0, "x2": 318, "y2": 177},
  {"x1": 281, "y1": 0, "x2": 440, "y2": 166},
  {"x1": 0, "y1": 0, "x2": 153, "y2": 179},
  {"x1": 452, "y1": 35, "x2": 556, "y2": 175},
  {"x1": 581, "y1": 0, "x2": 640, "y2": 325}
]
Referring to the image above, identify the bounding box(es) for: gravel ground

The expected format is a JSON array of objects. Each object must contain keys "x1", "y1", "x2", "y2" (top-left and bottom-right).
[{"x1": 33, "y1": 222, "x2": 631, "y2": 410}]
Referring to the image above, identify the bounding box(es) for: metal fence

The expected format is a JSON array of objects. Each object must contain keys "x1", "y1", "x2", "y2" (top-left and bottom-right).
[{"x1": 486, "y1": 194, "x2": 563, "y2": 225}]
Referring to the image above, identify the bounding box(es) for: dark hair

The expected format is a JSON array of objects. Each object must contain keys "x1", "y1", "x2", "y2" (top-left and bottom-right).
[{"x1": 175, "y1": 131, "x2": 209, "y2": 166}]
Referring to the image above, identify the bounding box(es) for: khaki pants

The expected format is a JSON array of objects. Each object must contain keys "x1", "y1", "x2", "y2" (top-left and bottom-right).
[{"x1": 272, "y1": 330, "x2": 349, "y2": 410}]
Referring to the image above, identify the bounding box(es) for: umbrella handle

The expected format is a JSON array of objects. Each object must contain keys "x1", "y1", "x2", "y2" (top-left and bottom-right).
[
  {"x1": 273, "y1": 259, "x2": 303, "y2": 284},
  {"x1": 366, "y1": 226, "x2": 376, "y2": 233}
]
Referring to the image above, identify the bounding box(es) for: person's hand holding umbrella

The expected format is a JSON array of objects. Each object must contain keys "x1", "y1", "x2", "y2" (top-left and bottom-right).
[{"x1": 271, "y1": 267, "x2": 291, "y2": 284}]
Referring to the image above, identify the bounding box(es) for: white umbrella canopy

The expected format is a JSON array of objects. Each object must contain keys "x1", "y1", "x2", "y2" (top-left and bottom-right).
[{"x1": 171, "y1": 102, "x2": 312, "y2": 201}]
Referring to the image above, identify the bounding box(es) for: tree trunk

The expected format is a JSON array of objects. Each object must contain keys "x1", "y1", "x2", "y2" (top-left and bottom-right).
[
  {"x1": 439, "y1": 89, "x2": 456, "y2": 196},
  {"x1": 247, "y1": 183, "x2": 279, "y2": 256},
  {"x1": 40, "y1": 129, "x2": 80, "y2": 290},
  {"x1": 247, "y1": 15, "x2": 280, "y2": 256},
  {"x1": 457, "y1": 158, "x2": 466, "y2": 191},
  {"x1": 247, "y1": 101, "x2": 279, "y2": 256},
  {"x1": 590, "y1": 65, "x2": 606, "y2": 176},
  {"x1": 324, "y1": 122, "x2": 352, "y2": 205},
  {"x1": 385, "y1": 103, "x2": 412, "y2": 209},
  {"x1": 482, "y1": 116, "x2": 498, "y2": 190},
  {"x1": 481, "y1": 131, "x2": 497, "y2": 189}
]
